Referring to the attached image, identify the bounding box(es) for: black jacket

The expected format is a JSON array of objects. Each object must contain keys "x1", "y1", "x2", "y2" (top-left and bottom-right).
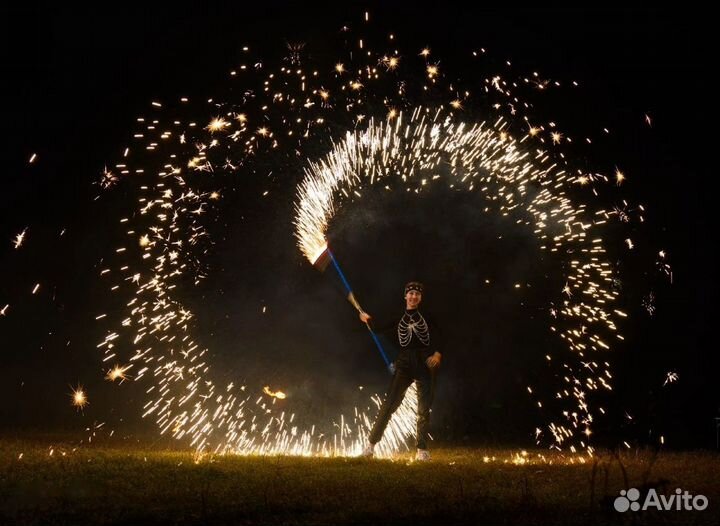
[{"x1": 373, "y1": 309, "x2": 443, "y2": 355}]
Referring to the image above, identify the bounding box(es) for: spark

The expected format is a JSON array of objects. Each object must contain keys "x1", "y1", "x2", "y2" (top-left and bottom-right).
[
  {"x1": 207, "y1": 117, "x2": 229, "y2": 132},
  {"x1": 382, "y1": 56, "x2": 400, "y2": 70},
  {"x1": 643, "y1": 292, "x2": 656, "y2": 316},
  {"x1": 106, "y1": 365, "x2": 132, "y2": 382},
  {"x1": 615, "y1": 168, "x2": 626, "y2": 185},
  {"x1": 13, "y1": 228, "x2": 28, "y2": 249},
  {"x1": 100, "y1": 167, "x2": 118, "y2": 189},
  {"x1": 663, "y1": 371, "x2": 679, "y2": 386},
  {"x1": 71, "y1": 385, "x2": 88, "y2": 410}
]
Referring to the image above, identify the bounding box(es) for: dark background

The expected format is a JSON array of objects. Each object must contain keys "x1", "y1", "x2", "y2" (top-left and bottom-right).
[{"x1": 0, "y1": 5, "x2": 715, "y2": 448}]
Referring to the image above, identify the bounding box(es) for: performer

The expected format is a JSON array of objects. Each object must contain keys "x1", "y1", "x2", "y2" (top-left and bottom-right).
[{"x1": 359, "y1": 281, "x2": 442, "y2": 461}]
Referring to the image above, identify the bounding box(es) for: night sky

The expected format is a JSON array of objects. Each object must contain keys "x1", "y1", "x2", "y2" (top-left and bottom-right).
[{"x1": 0, "y1": 5, "x2": 716, "y2": 449}]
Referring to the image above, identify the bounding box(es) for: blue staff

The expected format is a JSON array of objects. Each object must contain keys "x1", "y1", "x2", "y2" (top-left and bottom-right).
[{"x1": 325, "y1": 248, "x2": 393, "y2": 373}]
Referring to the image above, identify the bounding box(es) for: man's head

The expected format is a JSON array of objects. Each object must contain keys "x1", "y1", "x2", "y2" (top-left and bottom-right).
[{"x1": 404, "y1": 281, "x2": 424, "y2": 310}]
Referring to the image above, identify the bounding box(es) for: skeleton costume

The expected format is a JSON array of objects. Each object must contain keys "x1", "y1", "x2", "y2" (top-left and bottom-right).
[
  {"x1": 398, "y1": 310, "x2": 430, "y2": 347},
  {"x1": 368, "y1": 282, "x2": 442, "y2": 450}
]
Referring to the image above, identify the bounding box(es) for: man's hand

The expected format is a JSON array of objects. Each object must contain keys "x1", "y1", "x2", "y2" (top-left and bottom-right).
[
  {"x1": 359, "y1": 312, "x2": 372, "y2": 324},
  {"x1": 426, "y1": 352, "x2": 442, "y2": 370}
]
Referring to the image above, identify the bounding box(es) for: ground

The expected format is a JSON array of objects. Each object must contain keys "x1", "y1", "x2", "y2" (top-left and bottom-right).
[{"x1": 1, "y1": 436, "x2": 718, "y2": 525}]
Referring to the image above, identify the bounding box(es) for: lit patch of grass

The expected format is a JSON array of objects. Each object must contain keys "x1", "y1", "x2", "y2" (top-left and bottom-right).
[{"x1": 1, "y1": 437, "x2": 718, "y2": 525}]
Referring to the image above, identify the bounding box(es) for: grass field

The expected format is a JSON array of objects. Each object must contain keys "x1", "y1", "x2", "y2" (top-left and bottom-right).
[{"x1": 1, "y1": 436, "x2": 718, "y2": 525}]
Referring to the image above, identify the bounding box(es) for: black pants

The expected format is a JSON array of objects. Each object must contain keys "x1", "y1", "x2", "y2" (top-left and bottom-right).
[{"x1": 369, "y1": 349, "x2": 436, "y2": 449}]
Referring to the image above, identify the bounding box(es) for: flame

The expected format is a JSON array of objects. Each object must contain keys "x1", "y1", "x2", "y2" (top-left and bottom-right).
[{"x1": 263, "y1": 386, "x2": 287, "y2": 399}]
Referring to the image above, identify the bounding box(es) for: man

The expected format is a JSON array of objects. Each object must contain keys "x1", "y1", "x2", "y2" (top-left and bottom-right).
[{"x1": 359, "y1": 281, "x2": 442, "y2": 461}]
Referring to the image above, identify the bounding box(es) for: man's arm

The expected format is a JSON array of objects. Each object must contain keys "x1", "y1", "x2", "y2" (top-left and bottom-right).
[
  {"x1": 425, "y1": 314, "x2": 443, "y2": 369},
  {"x1": 358, "y1": 312, "x2": 395, "y2": 333}
]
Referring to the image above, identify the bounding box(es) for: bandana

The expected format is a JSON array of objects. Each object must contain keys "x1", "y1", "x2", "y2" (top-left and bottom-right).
[{"x1": 404, "y1": 281, "x2": 424, "y2": 295}]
